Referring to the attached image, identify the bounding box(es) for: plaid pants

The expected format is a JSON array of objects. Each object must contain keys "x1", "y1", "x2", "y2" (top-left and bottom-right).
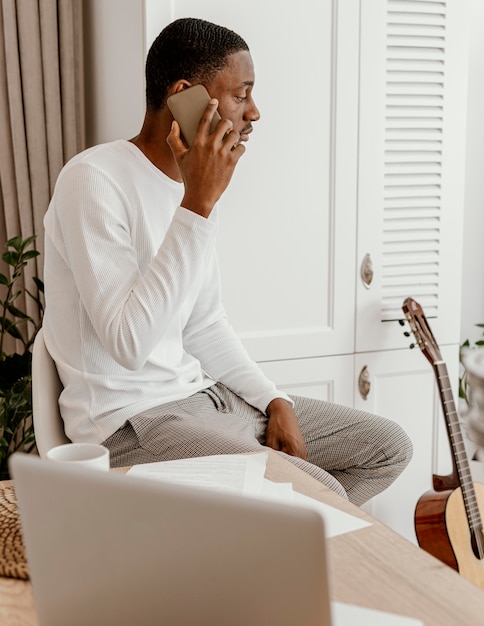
[{"x1": 102, "y1": 383, "x2": 412, "y2": 505}]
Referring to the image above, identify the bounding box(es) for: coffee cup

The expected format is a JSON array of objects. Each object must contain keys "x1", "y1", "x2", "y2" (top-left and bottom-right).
[{"x1": 46, "y1": 443, "x2": 110, "y2": 471}]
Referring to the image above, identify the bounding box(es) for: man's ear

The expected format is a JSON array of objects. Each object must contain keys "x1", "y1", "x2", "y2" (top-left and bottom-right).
[{"x1": 169, "y1": 80, "x2": 193, "y2": 96}]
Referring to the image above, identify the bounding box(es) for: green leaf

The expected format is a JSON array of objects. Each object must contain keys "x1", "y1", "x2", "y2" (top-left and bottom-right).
[
  {"x1": 3, "y1": 320, "x2": 24, "y2": 341},
  {"x1": 0, "y1": 274, "x2": 9, "y2": 286},
  {"x1": 22, "y1": 250, "x2": 40, "y2": 261},
  {"x1": 19, "y1": 235, "x2": 36, "y2": 250},
  {"x1": 5, "y1": 304, "x2": 32, "y2": 320},
  {"x1": 32, "y1": 277, "x2": 44, "y2": 292},
  {"x1": 6, "y1": 236, "x2": 23, "y2": 251},
  {"x1": 2, "y1": 251, "x2": 19, "y2": 266}
]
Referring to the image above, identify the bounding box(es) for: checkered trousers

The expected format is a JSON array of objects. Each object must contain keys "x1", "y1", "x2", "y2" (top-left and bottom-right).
[{"x1": 102, "y1": 383, "x2": 413, "y2": 506}]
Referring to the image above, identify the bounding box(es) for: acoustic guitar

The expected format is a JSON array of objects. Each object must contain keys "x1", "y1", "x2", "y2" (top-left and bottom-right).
[{"x1": 402, "y1": 297, "x2": 484, "y2": 590}]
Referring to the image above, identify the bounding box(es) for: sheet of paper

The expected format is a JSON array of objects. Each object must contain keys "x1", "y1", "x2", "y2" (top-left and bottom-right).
[
  {"x1": 128, "y1": 452, "x2": 371, "y2": 537},
  {"x1": 332, "y1": 602, "x2": 423, "y2": 626},
  {"x1": 254, "y1": 479, "x2": 370, "y2": 537},
  {"x1": 259, "y1": 479, "x2": 295, "y2": 503},
  {"x1": 127, "y1": 451, "x2": 267, "y2": 495}
]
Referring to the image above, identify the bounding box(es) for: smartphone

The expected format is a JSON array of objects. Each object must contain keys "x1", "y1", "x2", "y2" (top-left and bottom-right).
[{"x1": 167, "y1": 85, "x2": 222, "y2": 147}]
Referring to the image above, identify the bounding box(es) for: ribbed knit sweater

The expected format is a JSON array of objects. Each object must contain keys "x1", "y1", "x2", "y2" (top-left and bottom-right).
[{"x1": 43, "y1": 140, "x2": 289, "y2": 444}]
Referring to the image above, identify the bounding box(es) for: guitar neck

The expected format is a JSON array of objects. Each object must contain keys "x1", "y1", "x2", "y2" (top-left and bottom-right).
[{"x1": 435, "y1": 361, "x2": 482, "y2": 533}]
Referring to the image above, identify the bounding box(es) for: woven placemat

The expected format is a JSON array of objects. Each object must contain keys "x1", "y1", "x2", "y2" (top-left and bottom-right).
[{"x1": 0, "y1": 482, "x2": 29, "y2": 580}]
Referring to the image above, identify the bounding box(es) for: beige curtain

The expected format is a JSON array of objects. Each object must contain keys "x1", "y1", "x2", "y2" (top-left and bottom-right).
[{"x1": 0, "y1": 0, "x2": 84, "y2": 342}]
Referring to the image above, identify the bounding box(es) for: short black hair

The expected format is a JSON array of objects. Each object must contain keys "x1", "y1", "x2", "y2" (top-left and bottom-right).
[{"x1": 145, "y1": 17, "x2": 249, "y2": 111}]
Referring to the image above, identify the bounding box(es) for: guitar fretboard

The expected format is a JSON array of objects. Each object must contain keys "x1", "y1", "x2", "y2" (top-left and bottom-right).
[{"x1": 435, "y1": 361, "x2": 483, "y2": 536}]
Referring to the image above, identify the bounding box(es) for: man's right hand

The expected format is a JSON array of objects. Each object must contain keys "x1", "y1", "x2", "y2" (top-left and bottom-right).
[{"x1": 166, "y1": 99, "x2": 245, "y2": 218}]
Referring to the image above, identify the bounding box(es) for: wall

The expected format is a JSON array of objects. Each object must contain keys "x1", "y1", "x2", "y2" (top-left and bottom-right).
[
  {"x1": 82, "y1": 0, "x2": 484, "y2": 347},
  {"x1": 462, "y1": 0, "x2": 484, "y2": 345}
]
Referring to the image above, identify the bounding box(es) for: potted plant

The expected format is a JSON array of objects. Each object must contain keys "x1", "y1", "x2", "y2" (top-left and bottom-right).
[
  {"x1": 459, "y1": 325, "x2": 484, "y2": 409},
  {"x1": 0, "y1": 236, "x2": 44, "y2": 479}
]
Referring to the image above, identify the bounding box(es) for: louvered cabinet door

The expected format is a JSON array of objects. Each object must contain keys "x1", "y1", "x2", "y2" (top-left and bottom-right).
[{"x1": 356, "y1": 0, "x2": 469, "y2": 353}]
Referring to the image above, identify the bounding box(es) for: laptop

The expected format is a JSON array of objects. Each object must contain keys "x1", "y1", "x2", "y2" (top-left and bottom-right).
[{"x1": 10, "y1": 453, "x2": 333, "y2": 626}]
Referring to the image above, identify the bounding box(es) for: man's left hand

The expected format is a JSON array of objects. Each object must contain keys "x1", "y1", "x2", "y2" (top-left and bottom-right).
[{"x1": 265, "y1": 398, "x2": 307, "y2": 460}]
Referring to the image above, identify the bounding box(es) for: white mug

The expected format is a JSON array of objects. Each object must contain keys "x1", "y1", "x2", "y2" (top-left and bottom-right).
[{"x1": 46, "y1": 443, "x2": 110, "y2": 471}]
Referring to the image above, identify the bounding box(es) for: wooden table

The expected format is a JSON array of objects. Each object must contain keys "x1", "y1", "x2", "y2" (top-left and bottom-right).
[{"x1": 1, "y1": 451, "x2": 484, "y2": 625}]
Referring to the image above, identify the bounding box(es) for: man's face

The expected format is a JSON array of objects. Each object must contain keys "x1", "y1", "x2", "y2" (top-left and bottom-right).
[{"x1": 204, "y1": 50, "x2": 260, "y2": 143}]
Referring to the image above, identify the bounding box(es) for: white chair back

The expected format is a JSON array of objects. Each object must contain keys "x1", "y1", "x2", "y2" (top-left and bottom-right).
[{"x1": 31, "y1": 328, "x2": 70, "y2": 457}]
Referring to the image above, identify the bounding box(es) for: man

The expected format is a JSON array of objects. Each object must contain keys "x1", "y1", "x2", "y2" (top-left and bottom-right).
[{"x1": 43, "y1": 17, "x2": 412, "y2": 505}]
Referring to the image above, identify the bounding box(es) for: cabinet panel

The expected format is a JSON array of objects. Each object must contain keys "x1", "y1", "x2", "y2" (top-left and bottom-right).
[
  {"x1": 258, "y1": 355, "x2": 354, "y2": 406},
  {"x1": 354, "y1": 344, "x2": 459, "y2": 542},
  {"x1": 154, "y1": 0, "x2": 360, "y2": 362}
]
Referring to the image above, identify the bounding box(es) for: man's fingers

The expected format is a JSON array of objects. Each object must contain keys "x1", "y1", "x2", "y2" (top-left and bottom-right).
[
  {"x1": 198, "y1": 98, "x2": 220, "y2": 127},
  {"x1": 166, "y1": 120, "x2": 186, "y2": 156},
  {"x1": 222, "y1": 128, "x2": 242, "y2": 150}
]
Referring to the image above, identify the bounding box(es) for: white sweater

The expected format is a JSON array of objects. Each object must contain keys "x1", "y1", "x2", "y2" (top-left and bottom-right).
[{"x1": 43, "y1": 140, "x2": 289, "y2": 444}]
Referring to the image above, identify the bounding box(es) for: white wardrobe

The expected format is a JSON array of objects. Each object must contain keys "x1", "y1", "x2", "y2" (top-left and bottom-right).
[{"x1": 141, "y1": 0, "x2": 470, "y2": 541}]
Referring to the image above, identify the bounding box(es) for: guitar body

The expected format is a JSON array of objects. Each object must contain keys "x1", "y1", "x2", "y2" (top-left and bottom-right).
[
  {"x1": 415, "y1": 482, "x2": 484, "y2": 590},
  {"x1": 415, "y1": 489, "x2": 457, "y2": 570}
]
